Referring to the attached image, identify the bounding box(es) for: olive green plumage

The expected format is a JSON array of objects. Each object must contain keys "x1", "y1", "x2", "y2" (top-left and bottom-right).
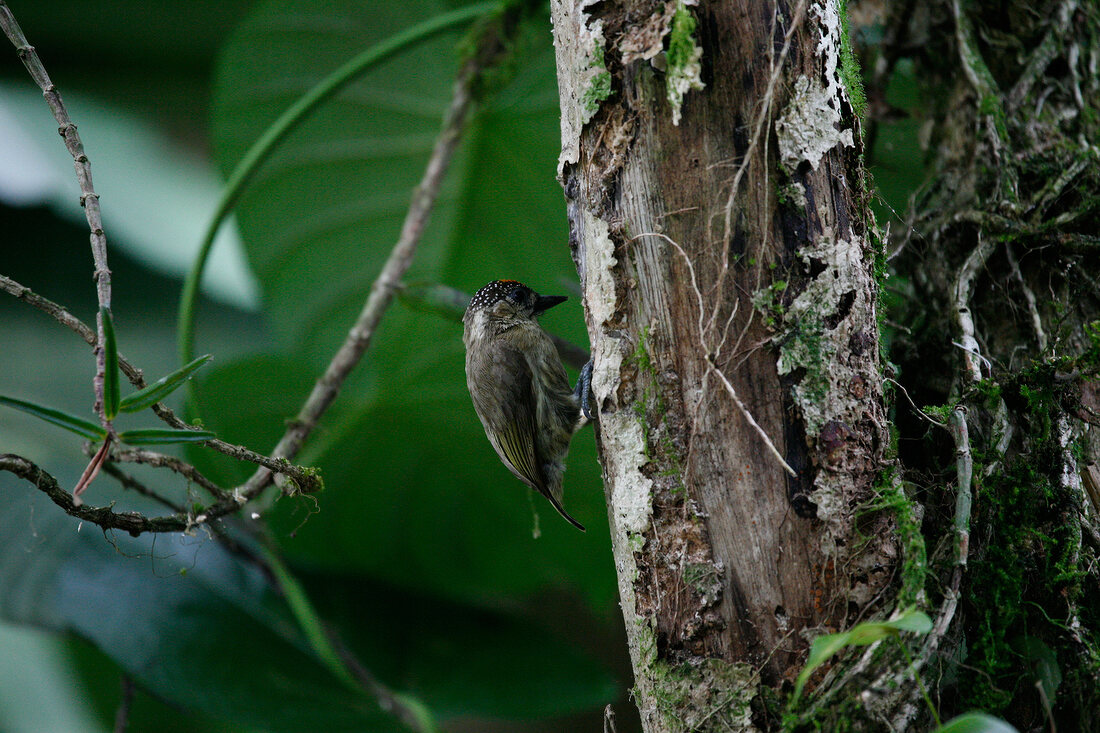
[{"x1": 463, "y1": 280, "x2": 587, "y2": 531}]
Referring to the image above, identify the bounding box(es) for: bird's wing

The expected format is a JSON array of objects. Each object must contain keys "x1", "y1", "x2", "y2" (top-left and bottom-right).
[{"x1": 480, "y1": 343, "x2": 543, "y2": 491}]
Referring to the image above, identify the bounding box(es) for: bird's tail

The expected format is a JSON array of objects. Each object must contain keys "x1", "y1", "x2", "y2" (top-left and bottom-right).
[{"x1": 541, "y1": 490, "x2": 586, "y2": 532}]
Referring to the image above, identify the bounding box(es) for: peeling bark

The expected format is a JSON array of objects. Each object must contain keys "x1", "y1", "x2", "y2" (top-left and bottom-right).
[{"x1": 551, "y1": 1, "x2": 891, "y2": 729}]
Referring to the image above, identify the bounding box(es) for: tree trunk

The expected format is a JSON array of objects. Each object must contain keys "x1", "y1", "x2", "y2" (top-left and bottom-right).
[{"x1": 551, "y1": 1, "x2": 894, "y2": 729}]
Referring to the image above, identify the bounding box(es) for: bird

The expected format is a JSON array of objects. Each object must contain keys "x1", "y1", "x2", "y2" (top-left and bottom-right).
[{"x1": 463, "y1": 279, "x2": 593, "y2": 531}]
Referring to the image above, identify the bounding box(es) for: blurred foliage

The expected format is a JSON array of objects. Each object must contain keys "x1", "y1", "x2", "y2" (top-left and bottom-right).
[{"x1": 0, "y1": 0, "x2": 930, "y2": 730}]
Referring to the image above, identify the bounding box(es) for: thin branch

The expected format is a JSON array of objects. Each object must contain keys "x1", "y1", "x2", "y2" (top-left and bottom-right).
[
  {"x1": 2, "y1": 453, "x2": 308, "y2": 535},
  {"x1": 953, "y1": 232, "x2": 997, "y2": 382},
  {"x1": 885, "y1": 377, "x2": 948, "y2": 430},
  {"x1": 1004, "y1": 243, "x2": 1047, "y2": 352},
  {"x1": 0, "y1": 275, "x2": 321, "y2": 493},
  {"x1": 114, "y1": 674, "x2": 134, "y2": 733},
  {"x1": 3, "y1": 454, "x2": 197, "y2": 535},
  {"x1": 109, "y1": 448, "x2": 231, "y2": 502},
  {"x1": 950, "y1": 406, "x2": 974, "y2": 567},
  {"x1": 0, "y1": 1, "x2": 113, "y2": 426},
  {"x1": 706, "y1": 355, "x2": 797, "y2": 476},
  {"x1": 638, "y1": 231, "x2": 796, "y2": 477},
  {"x1": 100, "y1": 462, "x2": 184, "y2": 513}
]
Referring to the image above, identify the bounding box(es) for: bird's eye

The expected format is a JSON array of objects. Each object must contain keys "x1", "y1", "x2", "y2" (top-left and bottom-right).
[{"x1": 507, "y1": 289, "x2": 524, "y2": 304}]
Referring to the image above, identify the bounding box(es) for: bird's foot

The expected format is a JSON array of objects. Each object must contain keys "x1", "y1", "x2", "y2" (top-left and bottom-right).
[{"x1": 574, "y1": 360, "x2": 593, "y2": 421}]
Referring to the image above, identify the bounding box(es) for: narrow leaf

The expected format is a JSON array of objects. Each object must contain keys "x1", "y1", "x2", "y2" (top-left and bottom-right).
[
  {"x1": 793, "y1": 609, "x2": 932, "y2": 701},
  {"x1": 259, "y1": 546, "x2": 360, "y2": 691},
  {"x1": 118, "y1": 428, "x2": 216, "y2": 445},
  {"x1": 101, "y1": 307, "x2": 120, "y2": 420},
  {"x1": 120, "y1": 354, "x2": 213, "y2": 413},
  {"x1": 0, "y1": 395, "x2": 107, "y2": 440}
]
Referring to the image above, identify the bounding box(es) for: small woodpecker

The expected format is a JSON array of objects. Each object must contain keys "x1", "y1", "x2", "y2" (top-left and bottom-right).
[{"x1": 462, "y1": 279, "x2": 593, "y2": 531}]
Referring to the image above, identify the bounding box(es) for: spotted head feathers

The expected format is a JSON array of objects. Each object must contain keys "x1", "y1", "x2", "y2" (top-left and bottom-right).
[{"x1": 466, "y1": 280, "x2": 566, "y2": 317}]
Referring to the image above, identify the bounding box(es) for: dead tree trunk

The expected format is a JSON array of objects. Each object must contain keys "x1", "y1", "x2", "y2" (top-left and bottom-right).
[{"x1": 551, "y1": 1, "x2": 895, "y2": 728}]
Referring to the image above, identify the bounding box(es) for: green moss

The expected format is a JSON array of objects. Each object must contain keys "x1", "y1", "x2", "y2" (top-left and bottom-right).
[
  {"x1": 962, "y1": 362, "x2": 1100, "y2": 717},
  {"x1": 863, "y1": 473, "x2": 928, "y2": 608},
  {"x1": 650, "y1": 658, "x2": 758, "y2": 731},
  {"x1": 665, "y1": 2, "x2": 705, "y2": 123},
  {"x1": 630, "y1": 327, "x2": 686, "y2": 491},
  {"x1": 667, "y1": 2, "x2": 698, "y2": 72},
  {"x1": 582, "y1": 43, "x2": 612, "y2": 116},
  {"x1": 784, "y1": 314, "x2": 829, "y2": 405},
  {"x1": 836, "y1": 0, "x2": 867, "y2": 118},
  {"x1": 753, "y1": 280, "x2": 788, "y2": 328}
]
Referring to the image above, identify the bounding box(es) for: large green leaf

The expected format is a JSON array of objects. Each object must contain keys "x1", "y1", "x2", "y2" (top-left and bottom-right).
[
  {"x1": 207, "y1": 0, "x2": 614, "y2": 611},
  {"x1": 211, "y1": 0, "x2": 471, "y2": 355},
  {"x1": 193, "y1": 349, "x2": 614, "y2": 610},
  {"x1": 305, "y1": 573, "x2": 621, "y2": 720},
  {"x1": 0, "y1": 483, "x2": 406, "y2": 732},
  {"x1": 204, "y1": 1, "x2": 621, "y2": 718}
]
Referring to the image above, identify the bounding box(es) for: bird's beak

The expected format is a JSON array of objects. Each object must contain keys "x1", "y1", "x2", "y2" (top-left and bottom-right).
[{"x1": 533, "y1": 294, "x2": 567, "y2": 315}]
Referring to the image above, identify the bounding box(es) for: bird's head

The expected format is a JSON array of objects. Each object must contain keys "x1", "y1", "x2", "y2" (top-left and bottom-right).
[{"x1": 464, "y1": 280, "x2": 567, "y2": 325}]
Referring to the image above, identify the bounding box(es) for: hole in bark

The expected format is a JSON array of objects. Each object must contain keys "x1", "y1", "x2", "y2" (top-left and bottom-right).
[
  {"x1": 729, "y1": 222, "x2": 747, "y2": 261},
  {"x1": 849, "y1": 330, "x2": 875, "y2": 356},
  {"x1": 804, "y1": 257, "x2": 827, "y2": 279},
  {"x1": 781, "y1": 366, "x2": 806, "y2": 387},
  {"x1": 782, "y1": 392, "x2": 816, "y2": 518},
  {"x1": 824, "y1": 290, "x2": 857, "y2": 329}
]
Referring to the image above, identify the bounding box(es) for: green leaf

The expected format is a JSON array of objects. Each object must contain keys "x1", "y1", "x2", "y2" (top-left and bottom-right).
[
  {"x1": 201, "y1": 2, "x2": 621, "y2": 719},
  {"x1": 304, "y1": 571, "x2": 620, "y2": 721},
  {"x1": 208, "y1": 0, "x2": 610, "y2": 608},
  {"x1": 119, "y1": 354, "x2": 213, "y2": 412},
  {"x1": 118, "y1": 428, "x2": 216, "y2": 445},
  {"x1": 793, "y1": 608, "x2": 932, "y2": 701},
  {"x1": 100, "y1": 307, "x2": 121, "y2": 420},
  {"x1": 0, "y1": 485, "x2": 410, "y2": 732},
  {"x1": 932, "y1": 712, "x2": 1019, "y2": 733},
  {"x1": 178, "y1": 0, "x2": 494, "y2": 364},
  {"x1": 0, "y1": 395, "x2": 107, "y2": 441}
]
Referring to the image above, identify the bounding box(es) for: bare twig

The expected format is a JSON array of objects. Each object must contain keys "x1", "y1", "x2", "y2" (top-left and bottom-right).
[
  {"x1": 1004, "y1": 243, "x2": 1047, "y2": 352},
  {"x1": 603, "y1": 704, "x2": 618, "y2": 733},
  {"x1": 2, "y1": 454, "x2": 197, "y2": 535},
  {"x1": 114, "y1": 674, "x2": 134, "y2": 733},
  {"x1": 638, "y1": 231, "x2": 796, "y2": 476},
  {"x1": 0, "y1": 2, "x2": 113, "y2": 426},
  {"x1": 953, "y1": 233, "x2": 997, "y2": 382},
  {"x1": 109, "y1": 448, "x2": 231, "y2": 501},
  {"x1": 1, "y1": 452, "x2": 309, "y2": 535},
  {"x1": 950, "y1": 406, "x2": 973, "y2": 567},
  {"x1": 885, "y1": 377, "x2": 948, "y2": 429},
  {"x1": 100, "y1": 463, "x2": 185, "y2": 513}
]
